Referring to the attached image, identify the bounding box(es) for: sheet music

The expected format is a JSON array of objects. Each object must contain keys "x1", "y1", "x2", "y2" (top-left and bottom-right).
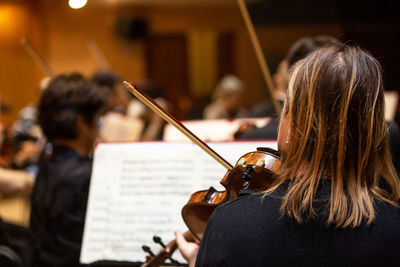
[
  {"x1": 384, "y1": 91, "x2": 399, "y2": 122},
  {"x1": 80, "y1": 141, "x2": 277, "y2": 264},
  {"x1": 163, "y1": 118, "x2": 271, "y2": 142},
  {"x1": 100, "y1": 112, "x2": 144, "y2": 142}
]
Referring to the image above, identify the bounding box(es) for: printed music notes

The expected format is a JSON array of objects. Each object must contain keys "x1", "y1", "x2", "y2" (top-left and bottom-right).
[{"x1": 80, "y1": 141, "x2": 276, "y2": 264}]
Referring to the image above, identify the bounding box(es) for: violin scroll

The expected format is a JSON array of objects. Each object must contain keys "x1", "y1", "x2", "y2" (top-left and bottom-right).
[{"x1": 141, "y1": 231, "x2": 195, "y2": 267}]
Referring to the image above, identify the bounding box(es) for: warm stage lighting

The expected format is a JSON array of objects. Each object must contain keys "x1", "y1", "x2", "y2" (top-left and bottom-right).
[{"x1": 68, "y1": 0, "x2": 88, "y2": 9}]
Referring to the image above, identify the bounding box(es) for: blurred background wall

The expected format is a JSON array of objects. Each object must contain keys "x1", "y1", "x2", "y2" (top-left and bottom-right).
[{"x1": 0, "y1": 0, "x2": 398, "y2": 124}]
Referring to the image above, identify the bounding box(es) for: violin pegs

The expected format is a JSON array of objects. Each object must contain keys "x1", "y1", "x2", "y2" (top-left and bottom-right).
[
  {"x1": 153, "y1": 235, "x2": 166, "y2": 248},
  {"x1": 142, "y1": 245, "x2": 155, "y2": 256},
  {"x1": 253, "y1": 159, "x2": 265, "y2": 173},
  {"x1": 238, "y1": 157, "x2": 247, "y2": 171}
]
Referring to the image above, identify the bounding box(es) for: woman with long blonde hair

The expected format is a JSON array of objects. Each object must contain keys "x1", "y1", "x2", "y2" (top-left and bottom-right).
[{"x1": 176, "y1": 44, "x2": 400, "y2": 266}]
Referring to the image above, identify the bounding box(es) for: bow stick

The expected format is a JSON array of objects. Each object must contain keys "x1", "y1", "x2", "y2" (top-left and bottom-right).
[
  {"x1": 123, "y1": 81, "x2": 233, "y2": 171},
  {"x1": 237, "y1": 0, "x2": 282, "y2": 114},
  {"x1": 21, "y1": 37, "x2": 53, "y2": 77}
]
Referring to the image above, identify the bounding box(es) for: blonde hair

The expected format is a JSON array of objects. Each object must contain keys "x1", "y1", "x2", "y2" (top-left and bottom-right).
[{"x1": 266, "y1": 45, "x2": 400, "y2": 228}]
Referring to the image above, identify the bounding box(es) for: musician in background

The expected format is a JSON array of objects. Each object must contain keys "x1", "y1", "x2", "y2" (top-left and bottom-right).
[
  {"x1": 203, "y1": 74, "x2": 247, "y2": 119},
  {"x1": 237, "y1": 35, "x2": 341, "y2": 140},
  {"x1": 0, "y1": 101, "x2": 34, "y2": 263},
  {"x1": 237, "y1": 36, "x2": 400, "y2": 174},
  {"x1": 126, "y1": 79, "x2": 171, "y2": 140},
  {"x1": 176, "y1": 45, "x2": 400, "y2": 266},
  {"x1": 91, "y1": 70, "x2": 128, "y2": 114},
  {"x1": 27, "y1": 73, "x2": 107, "y2": 267},
  {"x1": 0, "y1": 100, "x2": 35, "y2": 193},
  {"x1": 6, "y1": 76, "x2": 50, "y2": 177},
  {"x1": 244, "y1": 59, "x2": 289, "y2": 119}
]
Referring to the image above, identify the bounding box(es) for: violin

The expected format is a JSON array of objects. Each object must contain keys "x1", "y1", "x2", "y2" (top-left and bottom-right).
[
  {"x1": 123, "y1": 0, "x2": 283, "y2": 263},
  {"x1": 182, "y1": 147, "x2": 279, "y2": 240},
  {"x1": 123, "y1": 82, "x2": 281, "y2": 266},
  {"x1": 141, "y1": 231, "x2": 196, "y2": 267}
]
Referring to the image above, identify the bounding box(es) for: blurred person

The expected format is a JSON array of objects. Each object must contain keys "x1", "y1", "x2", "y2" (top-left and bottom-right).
[
  {"x1": 0, "y1": 101, "x2": 34, "y2": 264},
  {"x1": 9, "y1": 104, "x2": 45, "y2": 177},
  {"x1": 236, "y1": 35, "x2": 400, "y2": 174},
  {"x1": 0, "y1": 100, "x2": 35, "y2": 193},
  {"x1": 237, "y1": 35, "x2": 342, "y2": 140},
  {"x1": 176, "y1": 44, "x2": 400, "y2": 267},
  {"x1": 7, "y1": 76, "x2": 50, "y2": 175},
  {"x1": 246, "y1": 35, "x2": 341, "y2": 119},
  {"x1": 245, "y1": 59, "x2": 289, "y2": 118},
  {"x1": 0, "y1": 168, "x2": 33, "y2": 194},
  {"x1": 91, "y1": 70, "x2": 129, "y2": 114},
  {"x1": 126, "y1": 79, "x2": 171, "y2": 140},
  {"x1": 203, "y1": 74, "x2": 246, "y2": 119},
  {"x1": 27, "y1": 73, "x2": 107, "y2": 267}
]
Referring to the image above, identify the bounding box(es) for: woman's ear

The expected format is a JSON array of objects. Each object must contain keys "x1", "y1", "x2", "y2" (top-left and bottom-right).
[{"x1": 277, "y1": 117, "x2": 289, "y2": 151}]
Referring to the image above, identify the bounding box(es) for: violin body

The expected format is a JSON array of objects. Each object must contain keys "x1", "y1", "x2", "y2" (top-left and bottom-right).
[{"x1": 182, "y1": 147, "x2": 280, "y2": 240}]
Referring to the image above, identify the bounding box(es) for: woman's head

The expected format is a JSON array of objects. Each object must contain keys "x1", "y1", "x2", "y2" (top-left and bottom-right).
[{"x1": 274, "y1": 45, "x2": 400, "y2": 227}]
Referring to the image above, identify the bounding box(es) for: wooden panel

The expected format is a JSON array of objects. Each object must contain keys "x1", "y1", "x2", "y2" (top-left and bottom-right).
[
  {"x1": 0, "y1": 3, "x2": 43, "y2": 126},
  {"x1": 218, "y1": 32, "x2": 235, "y2": 79},
  {"x1": 146, "y1": 34, "x2": 188, "y2": 118}
]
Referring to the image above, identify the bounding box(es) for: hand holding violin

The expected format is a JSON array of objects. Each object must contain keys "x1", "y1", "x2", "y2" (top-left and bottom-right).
[{"x1": 174, "y1": 230, "x2": 200, "y2": 267}]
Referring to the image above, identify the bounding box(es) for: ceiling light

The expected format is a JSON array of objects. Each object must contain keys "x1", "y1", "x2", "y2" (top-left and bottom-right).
[{"x1": 69, "y1": 0, "x2": 88, "y2": 9}]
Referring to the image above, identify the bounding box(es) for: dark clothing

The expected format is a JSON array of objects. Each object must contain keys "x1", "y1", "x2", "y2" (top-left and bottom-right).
[
  {"x1": 196, "y1": 182, "x2": 400, "y2": 267},
  {"x1": 388, "y1": 121, "x2": 400, "y2": 174},
  {"x1": 28, "y1": 146, "x2": 92, "y2": 267},
  {"x1": 245, "y1": 99, "x2": 284, "y2": 118},
  {"x1": 237, "y1": 118, "x2": 280, "y2": 140},
  {"x1": 0, "y1": 218, "x2": 27, "y2": 263}
]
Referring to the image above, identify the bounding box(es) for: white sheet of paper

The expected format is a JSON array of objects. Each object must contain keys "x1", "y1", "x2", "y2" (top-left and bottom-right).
[
  {"x1": 163, "y1": 118, "x2": 271, "y2": 142},
  {"x1": 384, "y1": 91, "x2": 399, "y2": 122},
  {"x1": 80, "y1": 141, "x2": 277, "y2": 264}
]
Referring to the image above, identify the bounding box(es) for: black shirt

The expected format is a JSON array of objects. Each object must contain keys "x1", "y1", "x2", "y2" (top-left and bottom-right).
[
  {"x1": 387, "y1": 121, "x2": 400, "y2": 174},
  {"x1": 28, "y1": 146, "x2": 92, "y2": 267},
  {"x1": 195, "y1": 182, "x2": 400, "y2": 267}
]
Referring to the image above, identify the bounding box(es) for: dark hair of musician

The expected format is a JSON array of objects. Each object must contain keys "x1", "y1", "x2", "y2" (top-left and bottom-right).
[
  {"x1": 266, "y1": 45, "x2": 400, "y2": 228},
  {"x1": 38, "y1": 72, "x2": 107, "y2": 141},
  {"x1": 91, "y1": 70, "x2": 121, "y2": 88},
  {"x1": 286, "y1": 35, "x2": 341, "y2": 67}
]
